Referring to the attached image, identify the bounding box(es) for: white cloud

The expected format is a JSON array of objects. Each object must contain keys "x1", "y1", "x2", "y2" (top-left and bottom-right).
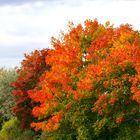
[
  {"x1": 0, "y1": 0, "x2": 140, "y2": 67},
  {"x1": 0, "y1": 58, "x2": 22, "y2": 68}
]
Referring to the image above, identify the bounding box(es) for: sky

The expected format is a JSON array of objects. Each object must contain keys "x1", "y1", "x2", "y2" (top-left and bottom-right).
[{"x1": 0, "y1": 0, "x2": 140, "y2": 68}]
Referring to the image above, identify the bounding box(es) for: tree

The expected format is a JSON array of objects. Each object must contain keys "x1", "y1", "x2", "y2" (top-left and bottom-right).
[
  {"x1": 13, "y1": 20, "x2": 140, "y2": 139},
  {"x1": 0, "y1": 68, "x2": 17, "y2": 129},
  {"x1": 12, "y1": 49, "x2": 50, "y2": 129}
]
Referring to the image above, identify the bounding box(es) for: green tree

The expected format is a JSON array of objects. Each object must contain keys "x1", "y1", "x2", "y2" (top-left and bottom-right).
[{"x1": 0, "y1": 68, "x2": 17, "y2": 128}]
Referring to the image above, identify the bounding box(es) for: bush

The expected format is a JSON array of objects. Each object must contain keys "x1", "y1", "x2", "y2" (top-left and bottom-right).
[
  {"x1": 0, "y1": 117, "x2": 21, "y2": 140},
  {"x1": 0, "y1": 117, "x2": 37, "y2": 140}
]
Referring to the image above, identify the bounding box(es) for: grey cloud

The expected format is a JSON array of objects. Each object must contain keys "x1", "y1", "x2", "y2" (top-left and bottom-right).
[
  {"x1": 0, "y1": 42, "x2": 49, "y2": 68},
  {"x1": 0, "y1": 58, "x2": 22, "y2": 68},
  {"x1": 0, "y1": 0, "x2": 82, "y2": 6},
  {"x1": 0, "y1": 42, "x2": 48, "y2": 59},
  {"x1": 0, "y1": 0, "x2": 137, "y2": 6},
  {"x1": 0, "y1": 0, "x2": 52, "y2": 5}
]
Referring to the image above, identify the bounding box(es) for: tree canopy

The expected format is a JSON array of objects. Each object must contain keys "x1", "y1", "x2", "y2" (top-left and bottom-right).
[{"x1": 12, "y1": 19, "x2": 140, "y2": 139}]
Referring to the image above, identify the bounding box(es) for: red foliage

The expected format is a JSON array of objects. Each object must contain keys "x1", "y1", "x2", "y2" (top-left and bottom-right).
[
  {"x1": 29, "y1": 20, "x2": 140, "y2": 132},
  {"x1": 116, "y1": 115, "x2": 125, "y2": 124},
  {"x1": 12, "y1": 20, "x2": 140, "y2": 136},
  {"x1": 12, "y1": 49, "x2": 50, "y2": 129}
]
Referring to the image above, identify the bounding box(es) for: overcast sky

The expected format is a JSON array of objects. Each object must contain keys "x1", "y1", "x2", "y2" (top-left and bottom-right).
[{"x1": 0, "y1": 0, "x2": 140, "y2": 68}]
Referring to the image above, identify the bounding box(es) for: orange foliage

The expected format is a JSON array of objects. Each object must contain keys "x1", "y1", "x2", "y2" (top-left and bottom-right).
[
  {"x1": 13, "y1": 20, "x2": 140, "y2": 134},
  {"x1": 12, "y1": 49, "x2": 50, "y2": 129},
  {"x1": 116, "y1": 115, "x2": 125, "y2": 124}
]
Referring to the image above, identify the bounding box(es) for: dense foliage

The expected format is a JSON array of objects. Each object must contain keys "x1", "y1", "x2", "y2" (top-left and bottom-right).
[
  {"x1": 12, "y1": 20, "x2": 140, "y2": 139},
  {"x1": 0, "y1": 117, "x2": 36, "y2": 140},
  {"x1": 0, "y1": 68, "x2": 17, "y2": 128},
  {"x1": 12, "y1": 49, "x2": 50, "y2": 129}
]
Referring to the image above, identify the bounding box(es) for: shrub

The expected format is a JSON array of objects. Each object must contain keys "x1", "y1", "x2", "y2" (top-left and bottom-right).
[
  {"x1": 0, "y1": 117, "x2": 21, "y2": 140},
  {"x1": 0, "y1": 117, "x2": 37, "y2": 140}
]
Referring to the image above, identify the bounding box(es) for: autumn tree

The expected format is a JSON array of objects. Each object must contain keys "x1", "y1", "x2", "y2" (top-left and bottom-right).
[
  {"x1": 13, "y1": 20, "x2": 140, "y2": 139},
  {"x1": 12, "y1": 49, "x2": 50, "y2": 129}
]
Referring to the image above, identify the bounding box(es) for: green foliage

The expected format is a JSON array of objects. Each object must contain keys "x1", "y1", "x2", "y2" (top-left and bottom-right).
[
  {"x1": 0, "y1": 68, "x2": 17, "y2": 128},
  {"x1": 0, "y1": 117, "x2": 37, "y2": 140},
  {"x1": 0, "y1": 117, "x2": 21, "y2": 140},
  {"x1": 17, "y1": 129, "x2": 37, "y2": 140}
]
